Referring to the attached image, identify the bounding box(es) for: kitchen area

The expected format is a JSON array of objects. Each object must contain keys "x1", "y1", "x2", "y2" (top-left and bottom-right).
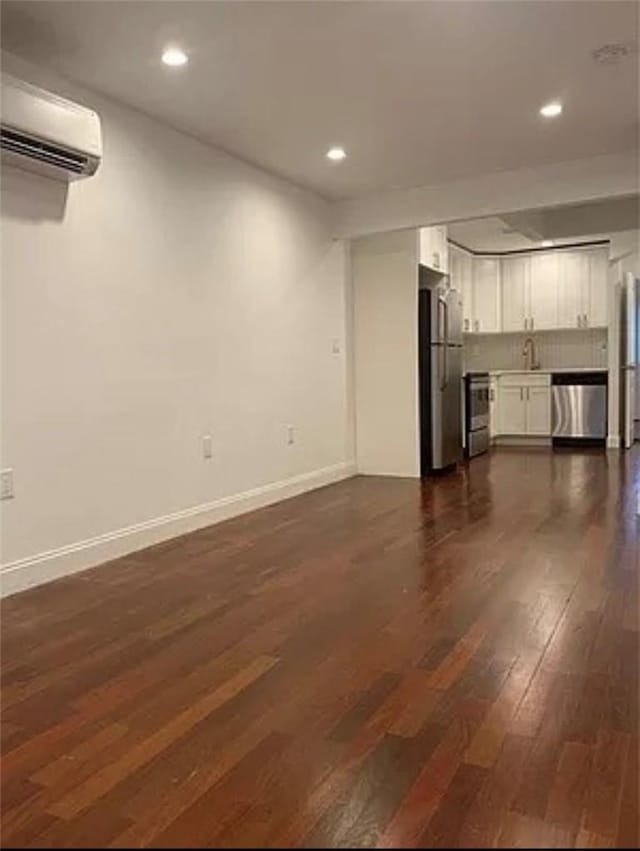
[
  {"x1": 444, "y1": 216, "x2": 610, "y2": 458},
  {"x1": 352, "y1": 197, "x2": 638, "y2": 478}
]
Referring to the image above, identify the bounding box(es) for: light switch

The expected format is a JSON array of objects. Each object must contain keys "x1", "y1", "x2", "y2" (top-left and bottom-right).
[{"x1": 1, "y1": 469, "x2": 14, "y2": 500}]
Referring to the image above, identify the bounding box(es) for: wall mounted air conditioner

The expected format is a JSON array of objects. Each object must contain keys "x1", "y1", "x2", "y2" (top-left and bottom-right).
[{"x1": 1, "y1": 74, "x2": 102, "y2": 180}]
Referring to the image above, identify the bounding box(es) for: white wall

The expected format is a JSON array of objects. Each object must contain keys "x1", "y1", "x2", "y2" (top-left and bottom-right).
[
  {"x1": 0, "y1": 57, "x2": 355, "y2": 595},
  {"x1": 352, "y1": 230, "x2": 419, "y2": 477}
]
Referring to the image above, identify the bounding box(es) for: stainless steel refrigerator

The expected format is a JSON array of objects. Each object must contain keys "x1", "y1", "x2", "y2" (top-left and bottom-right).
[{"x1": 418, "y1": 276, "x2": 463, "y2": 473}]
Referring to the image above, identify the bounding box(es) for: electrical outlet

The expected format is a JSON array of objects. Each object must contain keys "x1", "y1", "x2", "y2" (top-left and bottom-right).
[
  {"x1": 202, "y1": 434, "x2": 213, "y2": 459},
  {"x1": 286, "y1": 424, "x2": 295, "y2": 445},
  {"x1": 1, "y1": 468, "x2": 14, "y2": 500}
]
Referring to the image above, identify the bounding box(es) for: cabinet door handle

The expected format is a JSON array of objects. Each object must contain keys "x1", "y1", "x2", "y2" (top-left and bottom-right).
[
  {"x1": 520, "y1": 387, "x2": 523, "y2": 401},
  {"x1": 474, "y1": 319, "x2": 479, "y2": 332},
  {"x1": 583, "y1": 313, "x2": 588, "y2": 327},
  {"x1": 530, "y1": 317, "x2": 534, "y2": 330},
  {"x1": 527, "y1": 387, "x2": 530, "y2": 401},
  {"x1": 464, "y1": 318, "x2": 469, "y2": 331},
  {"x1": 524, "y1": 318, "x2": 528, "y2": 330},
  {"x1": 577, "y1": 314, "x2": 581, "y2": 327}
]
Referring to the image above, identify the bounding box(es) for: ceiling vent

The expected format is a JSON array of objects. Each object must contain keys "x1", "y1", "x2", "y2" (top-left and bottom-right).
[{"x1": 592, "y1": 42, "x2": 636, "y2": 65}]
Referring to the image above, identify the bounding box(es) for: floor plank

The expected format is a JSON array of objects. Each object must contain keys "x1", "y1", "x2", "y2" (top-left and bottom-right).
[{"x1": 1, "y1": 446, "x2": 638, "y2": 848}]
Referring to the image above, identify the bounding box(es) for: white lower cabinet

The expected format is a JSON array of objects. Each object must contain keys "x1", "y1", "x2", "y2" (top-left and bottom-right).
[
  {"x1": 526, "y1": 385, "x2": 552, "y2": 435},
  {"x1": 495, "y1": 374, "x2": 551, "y2": 437},
  {"x1": 498, "y1": 385, "x2": 526, "y2": 434}
]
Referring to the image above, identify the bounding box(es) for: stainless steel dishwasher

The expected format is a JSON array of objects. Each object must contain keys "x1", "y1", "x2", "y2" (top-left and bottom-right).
[{"x1": 551, "y1": 371, "x2": 607, "y2": 446}]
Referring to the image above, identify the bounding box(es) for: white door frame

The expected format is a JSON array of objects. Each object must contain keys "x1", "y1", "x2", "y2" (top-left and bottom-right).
[{"x1": 621, "y1": 273, "x2": 639, "y2": 449}]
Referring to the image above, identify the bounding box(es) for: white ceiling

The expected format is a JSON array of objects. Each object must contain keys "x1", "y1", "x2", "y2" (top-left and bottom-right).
[
  {"x1": 448, "y1": 215, "x2": 608, "y2": 253},
  {"x1": 449, "y1": 216, "x2": 545, "y2": 253},
  {"x1": 448, "y1": 196, "x2": 640, "y2": 252},
  {"x1": 1, "y1": 1, "x2": 638, "y2": 200}
]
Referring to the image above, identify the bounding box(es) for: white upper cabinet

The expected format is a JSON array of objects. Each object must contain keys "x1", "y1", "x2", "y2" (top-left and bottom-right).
[
  {"x1": 472, "y1": 257, "x2": 500, "y2": 333},
  {"x1": 558, "y1": 250, "x2": 588, "y2": 329},
  {"x1": 502, "y1": 252, "x2": 559, "y2": 332},
  {"x1": 449, "y1": 244, "x2": 473, "y2": 332},
  {"x1": 441, "y1": 241, "x2": 608, "y2": 335},
  {"x1": 419, "y1": 225, "x2": 448, "y2": 274},
  {"x1": 587, "y1": 247, "x2": 608, "y2": 327},
  {"x1": 528, "y1": 253, "x2": 558, "y2": 330},
  {"x1": 449, "y1": 243, "x2": 462, "y2": 285},
  {"x1": 436, "y1": 226, "x2": 449, "y2": 274},
  {"x1": 501, "y1": 256, "x2": 529, "y2": 332},
  {"x1": 557, "y1": 247, "x2": 608, "y2": 329},
  {"x1": 459, "y1": 250, "x2": 473, "y2": 333},
  {"x1": 449, "y1": 244, "x2": 462, "y2": 313}
]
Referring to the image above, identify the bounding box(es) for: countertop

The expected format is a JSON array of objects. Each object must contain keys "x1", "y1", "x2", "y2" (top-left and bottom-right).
[{"x1": 486, "y1": 367, "x2": 608, "y2": 376}]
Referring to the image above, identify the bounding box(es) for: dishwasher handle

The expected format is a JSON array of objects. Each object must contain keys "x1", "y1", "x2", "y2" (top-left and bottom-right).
[{"x1": 551, "y1": 372, "x2": 607, "y2": 386}]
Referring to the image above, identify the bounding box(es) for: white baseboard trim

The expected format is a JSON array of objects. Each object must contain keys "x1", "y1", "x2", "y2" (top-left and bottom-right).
[{"x1": 1, "y1": 460, "x2": 357, "y2": 598}]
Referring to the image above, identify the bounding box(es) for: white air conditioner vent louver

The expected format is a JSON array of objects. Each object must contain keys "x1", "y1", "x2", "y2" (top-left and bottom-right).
[{"x1": 1, "y1": 127, "x2": 88, "y2": 173}]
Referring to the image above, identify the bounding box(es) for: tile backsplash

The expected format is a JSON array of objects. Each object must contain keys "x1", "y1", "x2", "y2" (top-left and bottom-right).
[{"x1": 463, "y1": 329, "x2": 608, "y2": 372}]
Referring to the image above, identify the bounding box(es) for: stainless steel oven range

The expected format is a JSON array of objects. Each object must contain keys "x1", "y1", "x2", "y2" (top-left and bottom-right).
[{"x1": 465, "y1": 372, "x2": 490, "y2": 458}]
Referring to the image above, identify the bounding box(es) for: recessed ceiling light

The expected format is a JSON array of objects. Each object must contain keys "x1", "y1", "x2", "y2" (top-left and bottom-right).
[
  {"x1": 542, "y1": 240, "x2": 554, "y2": 247},
  {"x1": 326, "y1": 146, "x2": 347, "y2": 161},
  {"x1": 540, "y1": 102, "x2": 562, "y2": 118},
  {"x1": 162, "y1": 46, "x2": 188, "y2": 67}
]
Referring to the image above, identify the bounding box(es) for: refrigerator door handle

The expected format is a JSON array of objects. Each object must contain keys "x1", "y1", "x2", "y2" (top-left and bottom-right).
[
  {"x1": 443, "y1": 345, "x2": 448, "y2": 390},
  {"x1": 443, "y1": 298, "x2": 449, "y2": 348},
  {"x1": 437, "y1": 295, "x2": 446, "y2": 342},
  {"x1": 439, "y1": 298, "x2": 449, "y2": 390},
  {"x1": 439, "y1": 344, "x2": 446, "y2": 391}
]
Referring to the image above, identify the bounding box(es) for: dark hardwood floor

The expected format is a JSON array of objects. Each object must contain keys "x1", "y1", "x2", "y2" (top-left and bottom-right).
[{"x1": 1, "y1": 447, "x2": 638, "y2": 848}]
